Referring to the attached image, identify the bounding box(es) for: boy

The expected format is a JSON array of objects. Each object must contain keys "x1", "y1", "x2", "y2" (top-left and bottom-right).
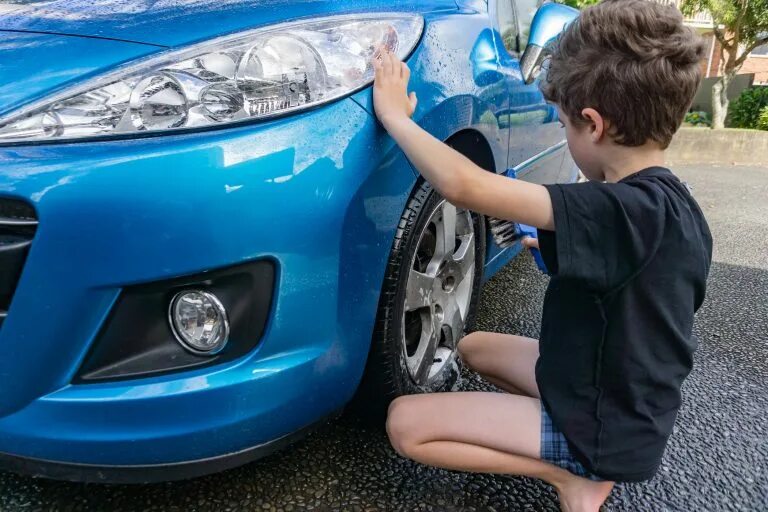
[{"x1": 373, "y1": 0, "x2": 712, "y2": 510}]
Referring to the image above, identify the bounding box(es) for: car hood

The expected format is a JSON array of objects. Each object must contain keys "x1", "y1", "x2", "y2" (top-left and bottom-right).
[
  {"x1": 0, "y1": 0, "x2": 455, "y2": 48},
  {"x1": 0, "y1": 31, "x2": 159, "y2": 116}
]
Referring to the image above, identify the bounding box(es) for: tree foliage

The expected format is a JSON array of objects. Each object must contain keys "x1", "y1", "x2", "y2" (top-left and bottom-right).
[
  {"x1": 555, "y1": 0, "x2": 601, "y2": 9},
  {"x1": 758, "y1": 105, "x2": 768, "y2": 130},
  {"x1": 681, "y1": 0, "x2": 768, "y2": 63},
  {"x1": 729, "y1": 86, "x2": 768, "y2": 129}
]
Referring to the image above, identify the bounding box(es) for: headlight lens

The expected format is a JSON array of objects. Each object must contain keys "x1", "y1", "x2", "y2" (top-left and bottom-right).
[{"x1": 0, "y1": 14, "x2": 423, "y2": 144}]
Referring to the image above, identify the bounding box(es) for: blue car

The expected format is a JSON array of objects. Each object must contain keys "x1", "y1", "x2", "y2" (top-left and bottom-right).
[{"x1": 0, "y1": 0, "x2": 576, "y2": 482}]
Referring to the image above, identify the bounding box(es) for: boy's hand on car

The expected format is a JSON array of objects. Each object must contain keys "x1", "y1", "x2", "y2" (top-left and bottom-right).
[{"x1": 372, "y1": 49, "x2": 418, "y2": 129}]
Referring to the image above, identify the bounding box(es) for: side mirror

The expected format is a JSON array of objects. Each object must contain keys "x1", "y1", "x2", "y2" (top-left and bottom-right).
[
  {"x1": 471, "y1": 28, "x2": 507, "y2": 86},
  {"x1": 520, "y1": 3, "x2": 578, "y2": 84}
]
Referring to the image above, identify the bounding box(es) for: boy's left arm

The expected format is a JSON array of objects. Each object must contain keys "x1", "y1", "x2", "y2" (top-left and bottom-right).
[{"x1": 373, "y1": 51, "x2": 555, "y2": 231}]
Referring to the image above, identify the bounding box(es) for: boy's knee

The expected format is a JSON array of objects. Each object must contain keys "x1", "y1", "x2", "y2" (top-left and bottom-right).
[
  {"x1": 457, "y1": 331, "x2": 484, "y2": 368},
  {"x1": 386, "y1": 396, "x2": 419, "y2": 457}
]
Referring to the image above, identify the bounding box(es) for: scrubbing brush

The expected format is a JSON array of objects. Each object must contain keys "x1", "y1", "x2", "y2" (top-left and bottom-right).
[
  {"x1": 488, "y1": 217, "x2": 549, "y2": 273},
  {"x1": 487, "y1": 217, "x2": 522, "y2": 248}
]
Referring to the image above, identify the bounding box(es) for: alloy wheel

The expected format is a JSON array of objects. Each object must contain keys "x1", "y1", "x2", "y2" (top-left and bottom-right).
[{"x1": 401, "y1": 200, "x2": 475, "y2": 386}]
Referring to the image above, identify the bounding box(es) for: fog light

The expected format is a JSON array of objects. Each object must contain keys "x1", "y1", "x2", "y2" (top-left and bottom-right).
[{"x1": 169, "y1": 290, "x2": 229, "y2": 355}]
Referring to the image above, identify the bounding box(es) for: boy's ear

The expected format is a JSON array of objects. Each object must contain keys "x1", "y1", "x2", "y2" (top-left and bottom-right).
[{"x1": 581, "y1": 108, "x2": 605, "y2": 143}]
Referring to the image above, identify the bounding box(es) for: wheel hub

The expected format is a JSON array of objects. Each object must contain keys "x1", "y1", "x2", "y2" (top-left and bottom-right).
[{"x1": 401, "y1": 200, "x2": 475, "y2": 386}]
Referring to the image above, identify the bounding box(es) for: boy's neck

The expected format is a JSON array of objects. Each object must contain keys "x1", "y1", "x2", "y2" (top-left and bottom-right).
[{"x1": 600, "y1": 144, "x2": 666, "y2": 183}]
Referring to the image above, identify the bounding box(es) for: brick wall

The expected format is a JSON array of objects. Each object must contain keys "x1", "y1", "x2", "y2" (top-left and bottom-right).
[
  {"x1": 697, "y1": 33, "x2": 767, "y2": 85},
  {"x1": 741, "y1": 56, "x2": 768, "y2": 85}
]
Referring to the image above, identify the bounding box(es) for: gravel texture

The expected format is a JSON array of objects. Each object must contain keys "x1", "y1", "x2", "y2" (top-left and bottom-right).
[{"x1": 1, "y1": 164, "x2": 766, "y2": 511}]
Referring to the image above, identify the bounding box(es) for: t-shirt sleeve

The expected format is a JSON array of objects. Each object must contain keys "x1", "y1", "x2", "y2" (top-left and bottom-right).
[{"x1": 539, "y1": 181, "x2": 666, "y2": 292}]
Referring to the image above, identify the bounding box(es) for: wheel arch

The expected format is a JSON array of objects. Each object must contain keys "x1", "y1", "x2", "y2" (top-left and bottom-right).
[{"x1": 446, "y1": 128, "x2": 496, "y2": 173}]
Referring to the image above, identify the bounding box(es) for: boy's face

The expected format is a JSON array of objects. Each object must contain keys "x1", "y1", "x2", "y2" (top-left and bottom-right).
[{"x1": 557, "y1": 107, "x2": 604, "y2": 182}]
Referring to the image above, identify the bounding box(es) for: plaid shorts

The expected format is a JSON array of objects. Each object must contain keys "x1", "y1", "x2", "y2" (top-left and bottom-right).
[{"x1": 540, "y1": 403, "x2": 604, "y2": 481}]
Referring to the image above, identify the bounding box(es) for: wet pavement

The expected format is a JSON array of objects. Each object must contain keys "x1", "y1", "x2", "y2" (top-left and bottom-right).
[{"x1": 1, "y1": 164, "x2": 766, "y2": 511}]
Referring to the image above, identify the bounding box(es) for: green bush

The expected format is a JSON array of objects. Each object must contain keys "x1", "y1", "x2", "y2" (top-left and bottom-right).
[
  {"x1": 758, "y1": 106, "x2": 768, "y2": 131},
  {"x1": 684, "y1": 111, "x2": 711, "y2": 127},
  {"x1": 729, "y1": 86, "x2": 768, "y2": 130}
]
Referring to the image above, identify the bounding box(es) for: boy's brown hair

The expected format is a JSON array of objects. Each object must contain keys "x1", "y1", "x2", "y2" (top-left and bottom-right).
[{"x1": 541, "y1": 0, "x2": 706, "y2": 149}]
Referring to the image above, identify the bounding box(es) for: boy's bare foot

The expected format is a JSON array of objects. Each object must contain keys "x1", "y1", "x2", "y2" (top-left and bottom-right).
[{"x1": 555, "y1": 475, "x2": 615, "y2": 512}]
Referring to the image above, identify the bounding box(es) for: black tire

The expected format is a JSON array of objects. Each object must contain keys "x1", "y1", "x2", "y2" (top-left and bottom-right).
[{"x1": 353, "y1": 180, "x2": 486, "y2": 421}]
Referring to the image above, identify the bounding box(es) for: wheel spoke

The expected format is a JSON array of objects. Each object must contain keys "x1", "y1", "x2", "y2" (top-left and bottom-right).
[
  {"x1": 405, "y1": 269, "x2": 435, "y2": 312},
  {"x1": 411, "y1": 314, "x2": 440, "y2": 385},
  {"x1": 452, "y1": 232, "x2": 475, "y2": 282},
  {"x1": 443, "y1": 298, "x2": 465, "y2": 349},
  {"x1": 435, "y1": 201, "x2": 457, "y2": 259}
]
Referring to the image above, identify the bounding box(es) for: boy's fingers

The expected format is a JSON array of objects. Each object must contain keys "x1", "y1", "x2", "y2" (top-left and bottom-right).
[
  {"x1": 401, "y1": 61, "x2": 410, "y2": 80},
  {"x1": 388, "y1": 51, "x2": 400, "y2": 76},
  {"x1": 373, "y1": 57, "x2": 383, "y2": 81},
  {"x1": 521, "y1": 236, "x2": 540, "y2": 250},
  {"x1": 382, "y1": 50, "x2": 394, "y2": 76},
  {"x1": 372, "y1": 46, "x2": 384, "y2": 65},
  {"x1": 409, "y1": 91, "x2": 418, "y2": 112}
]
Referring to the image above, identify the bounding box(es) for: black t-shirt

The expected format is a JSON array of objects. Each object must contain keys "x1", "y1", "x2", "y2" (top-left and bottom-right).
[{"x1": 537, "y1": 167, "x2": 712, "y2": 482}]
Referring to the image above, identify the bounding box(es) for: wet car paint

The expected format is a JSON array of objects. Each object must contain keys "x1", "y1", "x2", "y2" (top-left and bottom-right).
[
  {"x1": 0, "y1": 31, "x2": 161, "y2": 116},
  {"x1": 0, "y1": 0, "x2": 459, "y2": 47}
]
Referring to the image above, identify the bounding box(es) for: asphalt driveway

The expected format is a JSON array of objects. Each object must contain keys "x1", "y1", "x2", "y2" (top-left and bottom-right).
[{"x1": 1, "y1": 164, "x2": 766, "y2": 511}]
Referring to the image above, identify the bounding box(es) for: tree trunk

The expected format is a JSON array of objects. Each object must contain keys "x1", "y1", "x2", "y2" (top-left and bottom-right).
[
  {"x1": 711, "y1": 72, "x2": 731, "y2": 129},
  {"x1": 711, "y1": 39, "x2": 739, "y2": 130}
]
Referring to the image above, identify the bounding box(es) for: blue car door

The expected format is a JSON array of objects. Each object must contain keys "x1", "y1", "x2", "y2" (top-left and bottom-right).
[{"x1": 492, "y1": 0, "x2": 568, "y2": 184}]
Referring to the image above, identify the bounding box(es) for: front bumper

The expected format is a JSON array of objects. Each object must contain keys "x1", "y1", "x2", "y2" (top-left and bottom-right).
[{"x1": 0, "y1": 98, "x2": 412, "y2": 476}]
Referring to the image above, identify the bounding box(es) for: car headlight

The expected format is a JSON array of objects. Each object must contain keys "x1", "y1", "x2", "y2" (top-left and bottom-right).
[{"x1": 0, "y1": 13, "x2": 423, "y2": 144}]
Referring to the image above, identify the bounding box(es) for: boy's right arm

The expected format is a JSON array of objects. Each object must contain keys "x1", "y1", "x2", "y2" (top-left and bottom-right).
[{"x1": 373, "y1": 51, "x2": 555, "y2": 231}]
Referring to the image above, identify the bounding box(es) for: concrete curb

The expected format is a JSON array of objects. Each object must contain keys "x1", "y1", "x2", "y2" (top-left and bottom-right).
[{"x1": 667, "y1": 127, "x2": 768, "y2": 166}]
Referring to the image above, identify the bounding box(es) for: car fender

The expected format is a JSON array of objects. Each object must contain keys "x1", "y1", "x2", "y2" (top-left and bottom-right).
[{"x1": 340, "y1": 7, "x2": 507, "y2": 390}]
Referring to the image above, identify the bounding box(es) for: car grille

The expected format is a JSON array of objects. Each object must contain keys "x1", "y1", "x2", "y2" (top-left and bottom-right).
[{"x1": 0, "y1": 198, "x2": 37, "y2": 330}]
